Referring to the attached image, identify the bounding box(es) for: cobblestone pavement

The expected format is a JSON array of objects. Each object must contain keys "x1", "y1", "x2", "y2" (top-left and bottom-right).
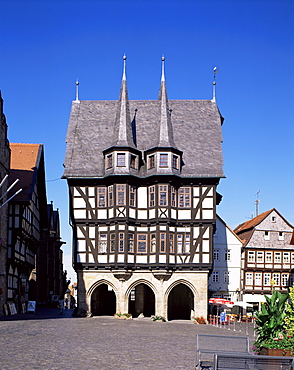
[{"x1": 0, "y1": 309, "x2": 255, "y2": 370}]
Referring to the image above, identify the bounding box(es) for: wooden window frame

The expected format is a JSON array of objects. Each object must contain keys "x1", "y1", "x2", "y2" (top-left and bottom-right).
[
  {"x1": 98, "y1": 233, "x2": 107, "y2": 253},
  {"x1": 282, "y1": 273, "x2": 288, "y2": 286},
  {"x1": 178, "y1": 186, "x2": 191, "y2": 208},
  {"x1": 212, "y1": 271, "x2": 219, "y2": 283},
  {"x1": 248, "y1": 251, "x2": 255, "y2": 262},
  {"x1": 150, "y1": 233, "x2": 156, "y2": 253},
  {"x1": 148, "y1": 155, "x2": 155, "y2": 169},
  {"x1": 265, "y1": 251, "x2": 272, "y2": 263},
  {"x1": 106, "y1": 154, "x2": 113, "y2": 169},
  {"x1": 119, "y1": 233, "x2": 124, "y2": 252},
  {"x1": 283, "y1": 252, "x2": 290, "y2": 263},
  {"x1": 171, "y1": 186, "x2": 176, "y2": 207},
  {"x1": 97, "y1": 187, "x2": 106, "y2": 207},
  {"x1": 213, "y1": 249, "x2": 219, "y2": 261},
  {"x1": 108, "y1": 186, "x2": 113, "y2": 207},
  {"x1": 274, "y1": 252, "x2": 281, "y2": 263},
  {"x1": 224, "y1": 271, "x2": 229, "y2": 283},
  {"x1": 128, "y1": 233, "x2": 134, "y2": 252},
  {"x1": 137, "y1": 234, "x2": 147, "y2": 253},
  {"x1": 225, "y1": 249, "x2": 231, "y2": 261},
  {"x1": 159, "y1": 153, "x2": 168, "y2": 167},
  {"x1": 110, "y1": 233, "x2": 115, "y2": 252},
  {"x1": 172, "y1": 154, "x2": 179, "y2": 169},
  {"x1": 256, "y1": 251, "x2": 264, "y2": 263},
  {"x1": 117, "y1": 153, "x2": 126, "y2": 167},
  {"x1": 169, "y1": 234, "x2": 174, "y2": 253},
  {"x1": 245, "y1": 272, "x2": 253, "y2": 285},
  {"x1": 149, "y1": 186, "x2": 155, "y2": 207},
  {"x1": 184, "y1": 234, "x2": 190, "y2": 254},
  {"x1": 159, "y1": 185, "x2": 168, "y2": 206},
  {"x1": 264, "y1": 273, "x2": 271, "y2": 286},
  {"x1": 273, "y1": 273, "x2": 280, "y2": 286},
  {"x1": 116, "y1": 185, "x2": 126, "y2": 206},
  {"x1": 255, "y1": 273, "x2": 262, "y2": 286},
  {"x1": 160, "y1": 233, "x2": 166, "y2": 253},
  {"x1": 130, "y1": 155, "x2": 137, "y2": 169},
  {"x1": 129, "y1": 186, "x2": 136, "y2": 207}
]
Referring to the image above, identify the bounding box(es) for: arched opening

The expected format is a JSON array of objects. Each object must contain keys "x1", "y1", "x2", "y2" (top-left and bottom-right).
[
  {"x1": 91, "y1": 283, "x2": 116, "y2": 316},
  {"x1": 168, "y1": 283, "x2": 194, "y2": 320},
  {"x1": 128, "y1": 283, "x2": 155, "y2": 318}
]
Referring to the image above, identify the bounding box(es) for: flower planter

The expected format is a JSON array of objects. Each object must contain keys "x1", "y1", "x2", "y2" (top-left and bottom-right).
[{"x1": 260, "y1": 347, "x2": 293, "y2": 357}]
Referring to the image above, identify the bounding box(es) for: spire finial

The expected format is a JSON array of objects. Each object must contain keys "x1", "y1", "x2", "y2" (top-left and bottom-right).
[
  {"x1": 161, "y1": 55, "x2": 165, "y2": 82},
  {"x1": 75, "y1": 79, "x2": 79, "y2": 102},
  {"x1": 212, "y1": 67, "x2": 219, "y2": 102},
  {"x1": 122, "y1": 54, "x2": 127, "y2": 81}
]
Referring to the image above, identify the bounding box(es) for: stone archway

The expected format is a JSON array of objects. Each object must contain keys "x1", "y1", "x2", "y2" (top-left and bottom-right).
[
  {"x1": 90, "y1": 283, "x2": 116, "y2": 316},
  {"x1": 128, "y1": 283, "x2": 155, "y2": 318},
  {"x1": 167, "y1": 283, "x2": 194, "y2": 320}
]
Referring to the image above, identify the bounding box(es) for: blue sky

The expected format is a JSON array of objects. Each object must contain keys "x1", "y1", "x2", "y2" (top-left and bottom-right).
[{"x1": 1, "y1": 0, "x2": 293, "y2": 282}]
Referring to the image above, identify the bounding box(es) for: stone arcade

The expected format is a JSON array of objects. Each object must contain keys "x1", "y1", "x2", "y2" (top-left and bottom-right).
[{"x1": 63, "y1": 57, "x2": 224, "y2": 320}]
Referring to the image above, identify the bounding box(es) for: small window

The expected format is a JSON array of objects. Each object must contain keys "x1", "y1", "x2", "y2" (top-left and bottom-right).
[
  {"x1": 128, "y1": 234, "x2": 134, "y2": 252},
  {"x1": 116, "y1": 185, "x2": 126, "y2": 206},
  {"x1": 159, "y1": 153, "x2": 168, "y2": 167},
  {"x1": 178, "y1": 187, "x2": 191, "y2": 208},
  {"x1": 224, "y1": 271, "x2": 229, "y2": 283},
  {"x1": 98, "y1": 234, "x2": 107, "y2": 253},
  {"x1": 264, "y1": 231, "x2": 270, "y2": 240},
  {"x1": 184, "y1": 235, "x2": 190, "y2": 253},
  {"x1": 279, "y1": 232, "x2": 284, "y2": 241},
  {"x1": 117, "y1": 153, "x2": 125, "y2": 167},
  {"x1": 108, "y1": 186, "x2": 113, "y2": 207},
  {"x1": 149, "y1": 186, "x2": 155, "y2": 207},
  {"x1": 172, "y1": 155, "x2": 178, "y2": 169},
  {"x1": 283, "y1": 252, "x2": 290, "y2": 263},
  {"x1": 264, "y1": 273, "x2": 271, "y2": 286},
  {"x1": 119, "y1": 233, "x2": 124, "y2": 252},
  {"x1": 246, "y1": 273, "x2": 253, "y2": 285},
  {"x1": 274, "y1": 252, "x2": 281, "y2": 263},
  {"x1": 213, "y1": 249, "x2": 219, "y2": 261},
  {"x1": 256, "y1": 251, "x2": 264, "y2": 263},
  {"x1": 160, "y1": 233, "x2": 166, "y2": 252},
  {"x1": 265, "y1": 252, "x2": 272, "y2": 262},
  {"x1": 130, "y1": 155, "x2": 137, "y2": 169},
  {"x1": 272, "y1": 216, "x2": 276, "y2": 222},
  {"x1": 169, "y1": 234, "x2": 174, "y2": 253},
  {"x1": 98, "y1": 187, "x2": 106, "y2": 207},
  {"x1": 177, "y1": 234, "x2": 183, "y2": 254},
  {"x1": 248, "y1": 251, "x2": 255, "y2": 262},
  {"x1": 106, "y1": 154, "x2": 113, "y2": 169},
  {"x1": 159, "y1": 185, "x2": 168, "y2": 206},
  {"x1": 137, "y1": 234, "x2": 147, "y2": 253},
  {"x1": 110, "y1": 233, "x2": 115, "y2": 252},
  {"x1": 212, "y1": 271, "x2": 219, "y2": 283},
  {"x1": 151, "y1": 234, "x2": 156, "y2": 253},
  {"x1": 282, "y1": 273, "x2": 288, "y2": 286},
  {"x1": 148, "y1": 155, "x2": 155, "y2": 169},
  {"x1": 225, "y1": 250, "x2": 231, "y2": 261},
  {"x1": 272, "y1": 273, "x2": 280, "y2": 286},
  {"x1": 171, "y1": 186, "x2": 176, "y2": 207},
  {"x1": 129, "y1": 186, "x2": 136, "y2": 207},
  {"x1": 255, "y1": 273, "x2": 262, "y2": 286}
]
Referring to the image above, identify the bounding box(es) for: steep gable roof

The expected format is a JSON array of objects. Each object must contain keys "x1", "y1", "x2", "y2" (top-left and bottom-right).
[{"x1": 234, "y1": 209, "x2": 274, "y2": 234}]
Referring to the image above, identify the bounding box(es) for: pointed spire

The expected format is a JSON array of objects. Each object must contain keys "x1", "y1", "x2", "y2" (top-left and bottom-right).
[
  {"x1": 212, "y1": 67, "x2": 219, "y2": 102},
  {"x1": 75, "y1": 79, "x2": 80, "y2": 102},
  {"x1": 113, "y1": 54, "x2": 136, "y2": 148},
  {"x1": 158, "y1": 56, "x2": 176, "y2": 147}
]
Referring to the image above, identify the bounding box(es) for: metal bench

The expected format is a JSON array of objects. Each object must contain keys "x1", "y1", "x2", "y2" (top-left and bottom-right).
[
  {"x1": 195, "y1": 334, "x2": 250, "y2": 369},
  {"x1": 213, "y1": 352, "x2": 294, "y2": 370}
]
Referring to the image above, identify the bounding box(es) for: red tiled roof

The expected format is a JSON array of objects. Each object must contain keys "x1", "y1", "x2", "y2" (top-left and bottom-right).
[
  {"x1": 234, "y1": 209, "x2": 274, "y2": 234},
  {"x1": 10, "y1": 143, "x2": 41, "y2": 171}
]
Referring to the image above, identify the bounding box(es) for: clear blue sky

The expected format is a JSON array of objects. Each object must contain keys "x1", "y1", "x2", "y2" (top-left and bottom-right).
[{"x1": 1, "y1": 0, "x2": 293, "y2": 282}]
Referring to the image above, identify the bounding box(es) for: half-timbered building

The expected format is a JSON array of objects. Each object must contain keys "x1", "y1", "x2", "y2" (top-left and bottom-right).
[
  {"x1": 7, "y1": 143, "x2": 48, "y2": 310},
  {"x1": 234, "y1": 208, "x2": 294, "y2": 311},
  {"x1": 63, "y1": 57, "x2": 224, "y2": 320}
]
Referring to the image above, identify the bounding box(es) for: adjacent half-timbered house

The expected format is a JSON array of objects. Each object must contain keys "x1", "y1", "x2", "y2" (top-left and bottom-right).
[
  {"x1": 234, "y1": 208, "x2": 294, "y2": 311},
  {"x1": 63, "y1": 57, "x2": 224, "y2": 320},
  {"x1": 7, "y1": 143, "x2": 48, "y2": 311}
]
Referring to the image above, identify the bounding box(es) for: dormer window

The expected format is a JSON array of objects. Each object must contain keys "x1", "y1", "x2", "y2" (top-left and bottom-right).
[
  {"x1": 130, "y1": 154, "x2": 137, "y2": 169},
  {"x1": 106, "y1": 154, "x2": 113, "y2": 169},
  {"x1": 159, "y1": 153, "x2": 168, "y2": 167},
  {"x1": 117, "y1": 153, "x2": 125, "y2": 167},
  {"x1": 172, "y1": 155, "x2": 178, "y2": 169},
  {"x1": 148, "y1": 155, "x2": 155, "y2": 169}
]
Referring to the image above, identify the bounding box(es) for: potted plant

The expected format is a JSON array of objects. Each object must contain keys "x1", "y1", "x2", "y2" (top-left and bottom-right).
[
  {"x1": 151, "y1": 315, "x2": 166, "y2": 322},
  {"x1": 194, "y1": 316, "x2": 206, "y2": 324},
  {"x1": 114, "y1": 312, "x2": 132, "y2": 320},
  {"x1": 253, "y1": 287, "x2": 293, "y2": 356}
]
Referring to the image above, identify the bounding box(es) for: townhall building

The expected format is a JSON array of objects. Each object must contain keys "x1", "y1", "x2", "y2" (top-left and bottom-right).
[{"x1": 63, "y1": 57, "x2": 224, "y2": 320}]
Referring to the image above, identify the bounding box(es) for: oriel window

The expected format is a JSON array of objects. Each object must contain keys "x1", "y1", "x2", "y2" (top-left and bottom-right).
[
  {"x1": 98, "y1": 234, "x2": 107, "y2": 253},
  {"x1": 172, "y1": 155, "x2": 178, "y2": 169},
  {"x1": 169, "y1": 234, "x2": 174, "y2": 253},
  {"x1": 119, "y1": 233, "x2": 124, "y2": 252},
  {"x1": 151, "y1": 233, "x2": 156, "y2": 253},
  {"x1": 110, "y1": 233, "x2": 115, "y2": 252},
  {"x1": 149, "y1": 186, "x2": 155, "y2": 207},
  {"x1": 128, "y1": 234, "x2": 134, "y2": 252},
  {"x1": 171, "y1": 186, "x2": 176, "y2": 207},
  {"x1": 160, "y1": 233, "x2": 166, "y2": 252},
  {"x1": 108, "y1": 186, "x2": 113, "y2": 207},
  {"x1": 130, "y1": 155, "x2": 137, "y2": 169},
  {"x1": 106, "y1": 154, "x2": 113, "y2": 169}
]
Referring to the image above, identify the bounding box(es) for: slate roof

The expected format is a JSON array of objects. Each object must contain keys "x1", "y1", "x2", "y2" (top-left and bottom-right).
[{"x1": 63, "y1": 97, "x2": 224, "y2": 179}]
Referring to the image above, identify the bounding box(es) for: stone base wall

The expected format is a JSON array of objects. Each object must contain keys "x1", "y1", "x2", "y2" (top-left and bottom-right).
[{"x1": 76, "y1": 269, "x2": 208, "y2": 320}]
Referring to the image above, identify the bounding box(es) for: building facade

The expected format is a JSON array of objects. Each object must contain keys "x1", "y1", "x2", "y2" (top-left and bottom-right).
[
  {"x1": 7, "y1": 143, "x2": 48, "y2": 311},
  {"x1": 0, "y1": 92, "x2": 10, "y2": 316},
  {"x1": 63, "y1": 57, "x2": 224, "y2": 319},
  {"x1": 234, "y1": 208, "x2": 294, "y2": 311},
  {"x1": 209, "y1": 215, "x2": 243, "y2": 303}
]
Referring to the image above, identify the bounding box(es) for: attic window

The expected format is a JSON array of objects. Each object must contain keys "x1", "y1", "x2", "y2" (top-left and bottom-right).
[
  {"x1": 106, "y1": 154, "x2": 113, "y2": 169},
  {"x1": 148, "y1": 155, "x2": 155, "y2": 169},
  {"x1": 272, "y1": 216, "x2": 276, "y2": 222},
  {"x1": 159, "y1": 153, "x2": 168, "y2": 167},
  {"x1": 172, "y1": 155, "x2": 179, "y2": 169},
  {"x1": 130, "y1": 155, "x2": 137, "y2": 169},
  {"x1": 117, "y1": 153, "x2": 125, "y2": 167}
]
